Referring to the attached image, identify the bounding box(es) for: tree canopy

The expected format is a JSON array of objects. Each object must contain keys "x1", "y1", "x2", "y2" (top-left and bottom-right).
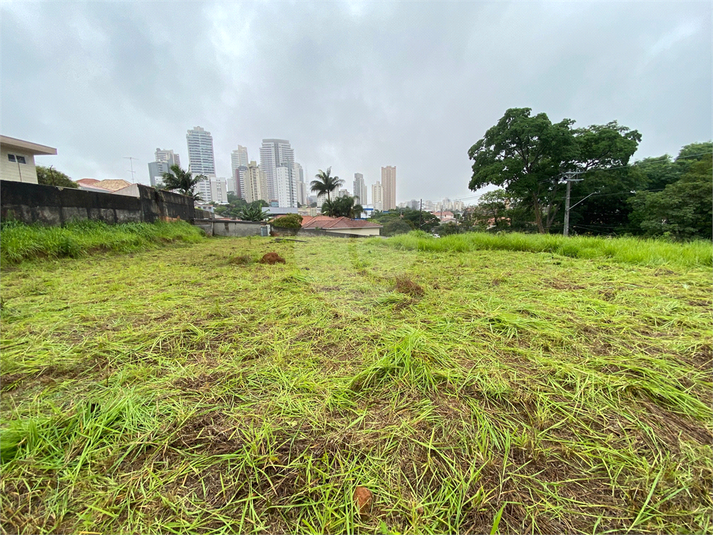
[
  {"x1": 36, "y1": 166, "x2": 78, "y2": 188},
  {"x1": 271, "y1": 213, "x2": 303, "y2": 230},
  {"x1": 629, "y1": 144, "x2": 712, "y2": 240},
  {"x1": 321, "y1": 196, "x2": 363, "y2": 219},
  {"x1": 468, "y1": 108, "x2": 640, "y2": 233},
  {"x1": 161, "y1": 165, "x2": 205, "y2": 200}
]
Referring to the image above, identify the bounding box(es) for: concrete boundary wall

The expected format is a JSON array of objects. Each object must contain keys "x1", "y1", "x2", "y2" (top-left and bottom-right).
[
  {"x1": 193, "y1": 219, "x2": 269, "y2": 237},
  {"x1": 0, "y1": 180, "x2": 194, "y2": 225},
  {"x1": 271, "y1": 227, "x2": 375, "y2": 238}
]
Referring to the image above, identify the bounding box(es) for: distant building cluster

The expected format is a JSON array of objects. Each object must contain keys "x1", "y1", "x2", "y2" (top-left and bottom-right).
[
  {"x1": 147, "y1": 127, "x2": 399, "y2": 209},
  {"x1": 397, "y1": 197, "x2": 467, "y2": 220}
]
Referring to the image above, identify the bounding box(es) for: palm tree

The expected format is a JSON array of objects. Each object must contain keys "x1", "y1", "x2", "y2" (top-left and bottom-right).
[
  {"x1": 310, "y1": 167, "x2": 343, "y2": 203},
  {"x1": 239, "y1": 203, "x2": 269, "y2": 222},
  {"x1": 161, "y1": 165, "x2": 206, "y2": 200}
]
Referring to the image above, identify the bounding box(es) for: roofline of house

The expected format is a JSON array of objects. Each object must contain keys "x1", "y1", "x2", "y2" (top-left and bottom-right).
[{"x1": 0, "y1": 135, "x2": 57, "y2": 156}]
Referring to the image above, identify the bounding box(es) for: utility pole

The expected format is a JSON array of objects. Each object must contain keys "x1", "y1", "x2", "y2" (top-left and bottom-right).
[
  {"x1": 563, "y1": 171, "x2": 583, "y2": 237},
  {"x1": 124, "y1": 156, "x2": 138, "y2": 183},
  {"x1": 419, "y1": 198, "x2": 423, "y2": 229}
]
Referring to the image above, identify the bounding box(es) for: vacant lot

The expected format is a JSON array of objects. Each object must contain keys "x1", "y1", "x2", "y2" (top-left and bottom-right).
[{"x1": 1, "y1": 235, "x2": 711, "y2": 534}]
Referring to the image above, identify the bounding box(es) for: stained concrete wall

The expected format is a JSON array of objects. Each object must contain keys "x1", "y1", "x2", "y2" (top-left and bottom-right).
[
  {"x1": 193, "y1": 219, "x2": 269, "y2": 237},
  {"x1": 1, "y1": 180, "x2": 194, "y2": 225}
]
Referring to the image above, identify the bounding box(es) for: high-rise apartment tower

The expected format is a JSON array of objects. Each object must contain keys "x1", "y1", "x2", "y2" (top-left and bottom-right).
[
  {"x1": 260, "y1": 139, "x2": 295, "y2": 205},
  {"x1": 381, "y1": 166, "x2": 396, "y2": 210},
  {"x1": 353, "y1": 173, "x2": 367, "y2": 205},
  {"x1": 186, "y1": 127, "x2": 216, "y2": 176},
  {"x1": 155, "y1": 148, "x2": 181, "y2": 168},
  {"x1": 372, "y1": 181, "x2": 383, "y2": 211},
  {"x1": 230, "y1": 146, "x2": 249, "y2": 198}
]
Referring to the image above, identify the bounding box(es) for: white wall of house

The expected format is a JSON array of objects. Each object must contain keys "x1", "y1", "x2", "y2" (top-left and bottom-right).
[
  {"x1": 1, "y1": 147, "x2": 38, "y2": 184},
  {"x1": 326, "y1": 227, "x2": 381, "y2": 236}
]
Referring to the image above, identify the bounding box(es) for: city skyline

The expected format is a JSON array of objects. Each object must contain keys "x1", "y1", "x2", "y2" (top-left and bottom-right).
[{"x1": 2, "y1": 2, "x2": 709, "y2": 203}]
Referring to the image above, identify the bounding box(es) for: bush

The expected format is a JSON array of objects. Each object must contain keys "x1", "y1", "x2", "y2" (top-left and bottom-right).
[
  {"x1": 382, "y1": 219, "x2": 413, "y2": 237},
  {"x1": 36, "y1": 166, "x2": 78, "y2": 188},
  {"x1": 271, "y1": 213, "x2": 303, "y2": 230}
]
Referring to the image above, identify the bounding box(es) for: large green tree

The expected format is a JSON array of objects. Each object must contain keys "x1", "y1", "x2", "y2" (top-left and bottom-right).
[
  {"x1": 310, "y1": 167, "x2": 343, "y2": 203},
  {"x1": 161, "y1": 165, "x2": 206, "y2": 200},
  {"x1": 468, "y1": 108, "x2": 640, "y2": 233},
  {"x1": 474, "y1": 189, "x2": 511, "y2": 229},
  {"x1": 629, "y1": 146, "x2": 712, "y2": 240},
  {"x1": 36, "y1": 166, "x2": 78, "y2": 188}
]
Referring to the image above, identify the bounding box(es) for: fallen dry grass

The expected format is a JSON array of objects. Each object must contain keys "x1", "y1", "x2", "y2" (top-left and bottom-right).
[{"x1": 1, "y1": 235, "x2": 711, "y2": 534}]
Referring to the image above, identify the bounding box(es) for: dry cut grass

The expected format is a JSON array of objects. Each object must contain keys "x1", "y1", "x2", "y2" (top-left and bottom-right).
[{"x1": 1, "y1": 235, "x2": 711, "y2": 534}]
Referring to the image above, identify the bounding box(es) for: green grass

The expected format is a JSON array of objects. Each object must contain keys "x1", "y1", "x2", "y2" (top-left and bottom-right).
[
  {"x1": 389, "y1": 231, "x2": 713, "y2": 268},
  {"x1": 0, "y1": 220, "x2": 205, "y2": 264},
  {"x1": 1, "y1": 235, "x2": 711, "y2": 534}
]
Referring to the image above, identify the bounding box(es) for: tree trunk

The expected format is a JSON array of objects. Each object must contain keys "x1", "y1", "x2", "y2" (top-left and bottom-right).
[{"x1": 533, "y1": 194, "x2": 545, "y2": 233}]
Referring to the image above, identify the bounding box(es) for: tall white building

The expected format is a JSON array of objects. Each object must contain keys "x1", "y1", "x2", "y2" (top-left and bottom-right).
[
  {"x1": 230, "y1": 146, "x2": 249, "y2": 198},
  {"x1": 210, "y1": 178, "x2": 229, "y2": 204},
  {"x1": 372, "y1": 181, "x2": 383, "y2": 211},
  {"x1": 353, "y1": 173, "x2": 367, "y2": 205},
  {"x1": 275, "y1": 167, "x2": 294, "y2": 207},
  {"x1": 196, "y1": 176, "x2": 212, "y2": 203},
  {"x1": 244, "y1": 161, "x2": 268, "y2": 204},
  {"x1": 231, "y1": 146, "x2": 249, "y2": 171},
  {"x1": 186, "y1": 127, "x2": 216, "y2": 176},
  {"x1": 292, "y1": 162, "x2": 306, "y2": 205},
  {"x1": 260, "y1": 139, "x2": 295, "y2": 205}
]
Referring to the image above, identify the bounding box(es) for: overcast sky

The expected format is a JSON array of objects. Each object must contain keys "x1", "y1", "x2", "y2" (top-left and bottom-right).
[{"x1": 2, "y1": 1, "x2": 710, "y2": 204}]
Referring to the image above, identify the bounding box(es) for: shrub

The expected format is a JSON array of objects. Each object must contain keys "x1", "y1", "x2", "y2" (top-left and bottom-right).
[
  {"x1": 271, "y1": 213, "x2": 303, "y2": 230},
  {"x1": 382, "y1": 219, "x2": 412, "y2": 236}
]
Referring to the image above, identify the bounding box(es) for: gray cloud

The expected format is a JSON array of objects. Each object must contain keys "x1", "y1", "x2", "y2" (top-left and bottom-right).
[{"x1": 2, "y1": 1, "x2": 710, "y2": 203}]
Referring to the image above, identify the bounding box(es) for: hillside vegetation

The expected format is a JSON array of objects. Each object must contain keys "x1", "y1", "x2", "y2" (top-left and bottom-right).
[{"x1": 1, "y1": 236, "x2": 711, "y2": 534}]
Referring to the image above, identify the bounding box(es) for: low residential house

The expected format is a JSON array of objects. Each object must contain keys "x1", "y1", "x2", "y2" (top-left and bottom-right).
[
  {"x1": 0, "y1": 135, "x2": 57, "y2": 184},
  {"x1": 435, "y1": 210, "x2": 455, "y2": 222},
  {"x1": 300, "y1": 215, "x2": 382, "y2": 236}
]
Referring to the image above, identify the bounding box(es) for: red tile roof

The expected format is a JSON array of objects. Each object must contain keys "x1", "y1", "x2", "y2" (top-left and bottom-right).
[
  {"x1": 300, "y1": 216, "x2": 382, "y2": 229},
  {"x1": 77, "y1": 178, "x2": 133, "y2": 192}
]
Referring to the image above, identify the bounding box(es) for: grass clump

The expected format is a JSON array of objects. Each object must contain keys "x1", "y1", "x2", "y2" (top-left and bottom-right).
[
  {"x1": 0, "y1": 220, "x2": 205, "y2": 264},
  {"x1": 228, "y1": 254, "x2": 254, "y2": 265},
  {"x1": 1, "y1": 236, "x2": 711, "y2": 533},
  {"x1": 394, "y1": 275, "x2": 425, "y2": 297},
  {"x1": 386, "y1": 231, "x2": 713, "y2": 268},
  {"x1": 259, "y1": 252, "x2": 286, "y2": 264}
]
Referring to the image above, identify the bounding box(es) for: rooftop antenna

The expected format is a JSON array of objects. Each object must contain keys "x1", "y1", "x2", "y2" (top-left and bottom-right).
[{"x1": 124, "y1": 156, "x2": 138, "y2": 183}]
